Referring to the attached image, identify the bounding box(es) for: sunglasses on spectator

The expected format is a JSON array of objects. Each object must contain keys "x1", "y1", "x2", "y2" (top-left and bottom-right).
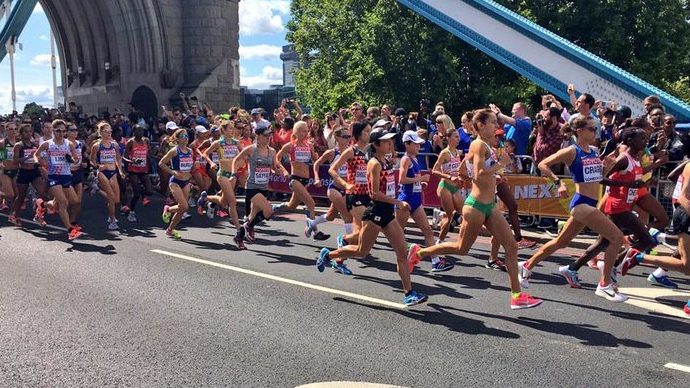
[{"x1": 350, "y1": 107, "x2": 362, "y2": 111}]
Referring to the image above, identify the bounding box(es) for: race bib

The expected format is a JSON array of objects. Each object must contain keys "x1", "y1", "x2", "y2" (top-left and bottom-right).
[
  {"x1": 626, "y1": 188, "x2": 638, "y2": 204},
  {"x1": 385, "y1": 173, "x2": 396, "y2": 198},
  {"x1": 179, "y1": 155, "x2": 194, "y2": 172},
  {"x1": 338, "y1": 164, "x2": 348, "y2": 177},
  {"x1": 100, "y1": 149, "x2": 116, "y2": 164},
  {"x1": 255, "y1": 166, "x2": 270, "y2": 184},
  {"x1": 6, "y1": 148, "x2": 14, "y2": 160},
  {"x1": 295, "y1": 147, "x2": 311, "y2": 163},
  {"x1": 581, "y1": 158, "x2": 603, "y2": 183},
  {"x1": 223, "y1": 144, "x2": 238, "y2": 159},
  {"x1": 413, "y1": 174, "x2": 422, "y2": 193},
  {"x1": 355, "y1": 166, "x2": 367, "y2": 185}
]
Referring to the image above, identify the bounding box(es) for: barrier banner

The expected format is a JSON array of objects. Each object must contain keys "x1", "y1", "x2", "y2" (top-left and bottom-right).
[
  {"x1": 500, "y1": 175, "x2": 591, "y2": 218},
  {"x1": 267, "y1": 164, "x2": 590, "y2": 219}
]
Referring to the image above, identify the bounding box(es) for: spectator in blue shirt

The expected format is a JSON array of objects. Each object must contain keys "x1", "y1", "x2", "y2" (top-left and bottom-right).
[
  {"x1": 490, "y1": 102, "x2": 532, "y2": 155},
  {"x1": 457, "y1": 111, "x2": 474, "y2": 153},
  {"x1": 416, "y1": 128, "x2": 436, "y2": 170}
]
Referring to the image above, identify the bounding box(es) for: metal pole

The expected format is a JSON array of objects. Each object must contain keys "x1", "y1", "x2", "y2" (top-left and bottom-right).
[
  {"x1": 50, "y1": 30, "x2": 58, "y2": 108},
  {"x1": 6, "y1": 37, "x2": 16, "y2": 112}
]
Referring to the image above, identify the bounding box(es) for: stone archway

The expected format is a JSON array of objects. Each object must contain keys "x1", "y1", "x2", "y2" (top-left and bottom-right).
[
  {"x1": 130, "y1": 85, "x2": 158, "y2": 125},
  {"x1": 37, "y1": 0, "x2": 240, "y2": 114}
]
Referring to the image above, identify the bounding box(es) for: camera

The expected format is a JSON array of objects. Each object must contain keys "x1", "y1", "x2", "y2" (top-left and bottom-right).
[
  {"x1": 536, "y1": 114, "x2": 545, "y2": 127},
  {"x1": 419, "y1": 99, "x2": 430, "y2": 107}
]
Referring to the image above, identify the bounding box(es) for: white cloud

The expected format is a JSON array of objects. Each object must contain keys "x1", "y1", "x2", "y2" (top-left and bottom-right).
[
  {"x1": 239, "y1": 44, "x2": 282, "y2": 60},
  {"x1": 33, "y1": 3, "x2": 44, "y2": 13},
  {"x1": 0, "y1": 84, "x2": 54, "y2": 113},
  {"x1": 241, "y1": 65, "x2": 283, "y2": 89},
  {"x1": 239, "y1": 0, "x2": 290, "y2": 36},
  {"x1": 30, "y1": 54, "x2": 56, "y2": 66},
  {"x1": 39, "y1": 34, "x2": 49, "y2": 41}
]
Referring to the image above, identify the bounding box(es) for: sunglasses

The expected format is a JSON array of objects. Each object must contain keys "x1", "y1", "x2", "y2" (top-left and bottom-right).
[
  {"x1": 338, "y1": 134, "x2": 352, "y2": 139},
  {"x1": 350, "y1": 107, "x2": 362, "y2": 111},
  {"x1": 54, "y1": 129, "x2": 66, "y2": 133}
]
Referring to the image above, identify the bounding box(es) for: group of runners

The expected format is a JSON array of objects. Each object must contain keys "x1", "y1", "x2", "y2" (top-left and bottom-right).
[{"x1": 1, "y1": 101, "x2": 688, "y2": 313}]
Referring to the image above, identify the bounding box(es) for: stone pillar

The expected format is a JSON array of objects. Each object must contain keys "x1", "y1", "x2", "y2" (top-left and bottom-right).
[{"x1": 182, "y1": 0, "x2": 240, "y2": 111}]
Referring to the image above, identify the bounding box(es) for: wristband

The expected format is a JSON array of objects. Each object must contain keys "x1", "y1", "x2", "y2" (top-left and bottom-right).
[{"x1": 553, "y1": 178, "x2": 561, "y2": 186}]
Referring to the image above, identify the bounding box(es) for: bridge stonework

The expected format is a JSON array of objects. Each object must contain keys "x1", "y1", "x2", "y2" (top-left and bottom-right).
[{"x1": 40, "y1": 0, "x2": 240, "y2": 118}]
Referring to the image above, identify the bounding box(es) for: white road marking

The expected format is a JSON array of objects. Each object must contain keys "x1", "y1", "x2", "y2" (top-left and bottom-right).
[
  {"x1": 151, "y1": 249, "x2": 408, "y2": 309},
  {"x1": 664, "y1": 363, "x2": 690, "y2": 373},
  {"x1": 618, "y1": 287, "x2": 690, "y2": 320}
]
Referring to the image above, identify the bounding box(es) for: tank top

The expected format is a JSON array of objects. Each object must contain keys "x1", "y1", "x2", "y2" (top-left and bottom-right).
[
  {"x1": 171, "y1": 146, "x2": 194, "y2": 173},
  {"x1": 672, "y1": 174, "x2": 685, "y2": 204},
  {"x1": 219, "y1": 137, "x2": 240, "y2": 160},
  {"x1": 442, "y1": 149, "x2": 462, "y2": 177},
  {"x1": 605, "y1": 153, "x2": 643, "y2": 214},
  {"x1": 328, "y1": 147, "x2": 348, "y2": 191},
  {"x1": 47, "y1": 139, "x2": 72, "y2": 176},
  {"x1": 246, "y1": 145, "x2": 275, "y2": 190},
  {"x1": 290, "y1": 142, "x2": 312, "y2": 164},
  {"x1": 569, "y1": 145, "x2": 603, "y2": 184},
  {"x1": 19, "y1": 141, "x2": 37, "y2": 169},
  {"x1": 369, "y1": 158, "x2": 396, "y2": 200},
  {"x1": 128, "y1": 141, "x2": 149, "y2": 173},
  {"x1": 346, "y1": 146, "x2": 368, "y2": 195},
  {"x1": 400, "y1": 154, "x2": 422, "y2": 197},
  {"x1": 97, "y1": 142, "x2": 118, "y2": 165},
  {"x1": 0, "y1": 140, "x2": 14, "y2": 163},
  {"x1": 71, "y1": 140, "x2": 83, "y2": 170},
  {"x1": 466, "y1": 141, "x2": 495, "y2": 179}
]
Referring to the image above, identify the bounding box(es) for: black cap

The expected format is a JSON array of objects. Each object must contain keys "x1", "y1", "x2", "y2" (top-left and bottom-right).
[
  {"x1": 394, "y1": 108, "x2": 407, "y2": 117},
  {"x1": 615, "y1": 105, "x2": 632, "y2": 121}
]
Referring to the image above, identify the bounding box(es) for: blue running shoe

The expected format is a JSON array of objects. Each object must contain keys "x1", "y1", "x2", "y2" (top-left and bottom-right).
[
  {"x1": 337, "y1": 234, "x2": 346, "y2": 249},
  {"x1": 647, "y1": 273, "x2": 678, "y2": 289},
  {"x1": 431, "y1": 258, "x2": 454, "y2": 272},
  {"x1": 403, "y1": 290, "x2": 428, "y2": 306},
  {"x1": 331, "y1": 260, "x2": 353, "y2": 275},
  {"x1": 317, "y1": 248, "x2": 331, "y2": 273}
]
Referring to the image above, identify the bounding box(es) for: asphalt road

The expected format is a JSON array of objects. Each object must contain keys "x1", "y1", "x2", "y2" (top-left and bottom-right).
[{"x1": 1, "y1": 194, "x2": 689, "y2": 387}]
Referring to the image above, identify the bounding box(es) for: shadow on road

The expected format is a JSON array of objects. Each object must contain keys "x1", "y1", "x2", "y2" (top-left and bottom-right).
[{"x1": 333, "y1": 298, "x2": 520, "y2": 339}]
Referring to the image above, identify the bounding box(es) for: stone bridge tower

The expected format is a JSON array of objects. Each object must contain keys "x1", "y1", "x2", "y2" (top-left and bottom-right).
[{"x1": 40, "y1": 0, "x2": 240, "y2": 120}]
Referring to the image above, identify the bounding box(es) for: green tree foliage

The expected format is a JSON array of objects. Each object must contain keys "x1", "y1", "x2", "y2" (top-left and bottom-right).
[
  {"x1": 499, "y1": 0, "x2": 690, "y2": 103},
  {"x1": 22, "y1": 102, "x2": 47, "y2": 119},
  {"x1": 287, "y1": 0, "x2": 690, "y2": 117}
]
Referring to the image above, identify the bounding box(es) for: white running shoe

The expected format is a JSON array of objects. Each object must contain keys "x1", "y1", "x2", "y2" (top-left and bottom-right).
[
  {"x1": 518, "y1": 261, "x2": 531, "y2": 289},
  {"x1": 595, "y1": 282, "x2": 628, "y2": 302},
  {"x1": 188, "y1": 196, "x2": 196, "y2": 208},
  {"x1": 207, "y1": 202, "x2": 215, "y2": 219},
  {"x1": 127, "y1": 212, "x2": 137, "y2": 222},
  {"x1": 182, "y1": 211, "x2": 191, "y2": 220},
  {"x1": 107, "y1": 221, "x2": 119, "y2": 231},
  {"x1": 432, "y1": 208, "x2": 443, "y2": 228}
]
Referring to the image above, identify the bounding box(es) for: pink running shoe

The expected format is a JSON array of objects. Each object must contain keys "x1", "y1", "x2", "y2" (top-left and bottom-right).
[{"x1": 511, "y1": 293, "x2": 543, "y2": 310}]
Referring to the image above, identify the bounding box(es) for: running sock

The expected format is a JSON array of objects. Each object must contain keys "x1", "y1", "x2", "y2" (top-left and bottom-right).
[
  {"x1": 311, "y1": 214, "x2": 327, "y2": 227},
  {"x1": 248, "y1": 211, "x2": 266, "y2": 228},
  {"x1": 634, "y1": 252, "x2": 646, "y2": 263},
  {"x1": 652, "y1": 267, "x2": 668, "y2": 277},
  {"x1": 343, "y1": 223, "x2": 353, "y2": 235},
  {"x1": 450, "y1": 212, "x2": 461, "y2": 228},
  {"x1": 271, "y1": 202, "x2": 288, "y2": 212},
  {"x1": 511, "y1": 291, "x2": 521, "y2": 298}
]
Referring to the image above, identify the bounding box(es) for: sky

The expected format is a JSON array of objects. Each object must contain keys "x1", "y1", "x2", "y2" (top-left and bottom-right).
[{"x1": 0, "y1": 0, "x2": 290, "y2": 113}]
